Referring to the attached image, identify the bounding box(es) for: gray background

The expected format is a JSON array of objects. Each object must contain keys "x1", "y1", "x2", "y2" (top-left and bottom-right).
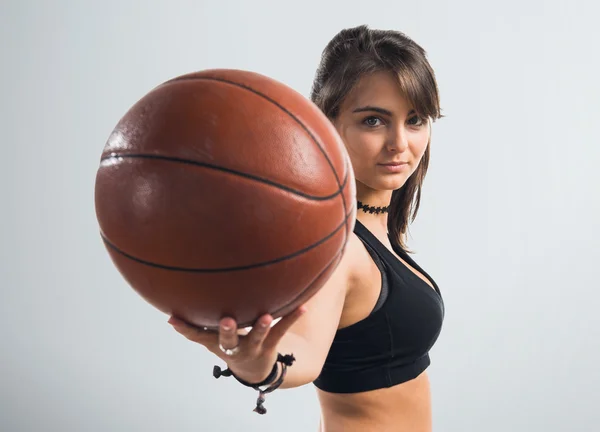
[{"x1": 2, "y1": 0, "x2": 599, "y2": 431}]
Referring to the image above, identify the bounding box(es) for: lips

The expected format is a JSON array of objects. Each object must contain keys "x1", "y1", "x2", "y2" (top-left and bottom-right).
[{"x1": 380, "y1": 162, "x2": 408, "y2": 166}]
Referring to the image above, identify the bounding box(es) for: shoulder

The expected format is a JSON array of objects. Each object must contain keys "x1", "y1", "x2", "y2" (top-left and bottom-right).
[{"x1": 337, "y1": 230, "x2": 374, "y2": 286}]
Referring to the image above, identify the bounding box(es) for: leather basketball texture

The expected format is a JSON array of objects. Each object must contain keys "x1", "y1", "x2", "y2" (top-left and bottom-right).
[{"x1": 95, "y1": 69, "x2": 356, "y2": 329}]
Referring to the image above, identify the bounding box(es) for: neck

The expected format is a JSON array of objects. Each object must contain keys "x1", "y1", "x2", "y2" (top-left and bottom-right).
[
  {"x1": 355, "y1": 185, "x2": 392, "y2": 232},
  {"x1": 357, "y1": 200, "x2": 389, "y2": 214}
]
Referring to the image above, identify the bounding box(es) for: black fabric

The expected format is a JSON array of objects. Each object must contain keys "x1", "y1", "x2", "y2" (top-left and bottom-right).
[
  {"x1": 313, "y1": 220, "x2": 445, "y2": 394},
  {"x1": 361, "y1": 238, "x2": 389, "y2": 314}
]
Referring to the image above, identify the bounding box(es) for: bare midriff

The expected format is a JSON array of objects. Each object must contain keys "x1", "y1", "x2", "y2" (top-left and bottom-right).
[{"x1": 316, "y1": 371, "x2": 432, "y2": 432}]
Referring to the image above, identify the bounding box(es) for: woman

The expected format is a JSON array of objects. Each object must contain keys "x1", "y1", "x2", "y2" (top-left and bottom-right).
[{"x1": 168, "y1": 24, "x2": 445, "y2": 432}]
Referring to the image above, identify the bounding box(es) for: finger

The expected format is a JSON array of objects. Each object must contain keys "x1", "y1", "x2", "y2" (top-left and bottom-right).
[
  {"x1": 237, "y1": 327, "x2": 250, "y2": 336},
  {"x1": 262, "y1": 305, "x2": 307, "y2": 351},
  {"x1": 168, "y1": 316, "x2": 217, "y2": 346},
  {"x1": 245, "y1": 314, "x2": 274, "y2": 349},
  {"x1": 218, "y1": 317, "x2": 240, "y2": 352}
]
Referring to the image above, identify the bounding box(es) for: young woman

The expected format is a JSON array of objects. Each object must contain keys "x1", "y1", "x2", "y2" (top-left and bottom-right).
[{"x1": 168, "y1": 24, "x2": 445, "y2": 432}]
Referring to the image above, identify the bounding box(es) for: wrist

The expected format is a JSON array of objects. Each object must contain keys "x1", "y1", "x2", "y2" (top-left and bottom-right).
[
  {"x1": 212, "y1": 352, "x2": 296, "y2": 415},
  {"x1": 232, "y1": 362, "x2": 280, "y2": 387}
]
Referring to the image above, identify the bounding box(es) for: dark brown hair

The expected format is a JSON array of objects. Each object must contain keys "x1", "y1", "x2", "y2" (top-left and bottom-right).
[{"x1": 309, "y1": 25, "x2": 442, "y2": 252}]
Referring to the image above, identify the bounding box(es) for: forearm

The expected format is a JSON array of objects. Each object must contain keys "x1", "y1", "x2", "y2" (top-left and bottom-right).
[{"x1": 276, "y1": 331, "x2": 320, "y2": 389}]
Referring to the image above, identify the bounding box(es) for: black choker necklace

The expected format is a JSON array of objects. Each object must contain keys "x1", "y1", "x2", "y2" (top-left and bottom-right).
[{"x1": 357, "y1": 200, "x2": 389, "y2": 214}]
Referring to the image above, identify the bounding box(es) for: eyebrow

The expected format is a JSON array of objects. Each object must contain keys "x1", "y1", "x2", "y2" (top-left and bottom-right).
[
  {"x1": 352, "y1": 106, "x2": 393, "y2": 116},
  {"x1": 352, "y1": 106, "x2": 416, "y2": 117}
]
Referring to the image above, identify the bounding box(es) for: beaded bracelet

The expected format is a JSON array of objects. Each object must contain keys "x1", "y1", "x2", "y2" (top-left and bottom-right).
[{"x1": 213, "y1": 353, "x2": 296, "y2": 414}]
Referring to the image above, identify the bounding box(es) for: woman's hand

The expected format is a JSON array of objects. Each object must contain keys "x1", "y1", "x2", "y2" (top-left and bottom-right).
[{"x1": 168, "y1": 305, "x2": 307, "y2": 383}]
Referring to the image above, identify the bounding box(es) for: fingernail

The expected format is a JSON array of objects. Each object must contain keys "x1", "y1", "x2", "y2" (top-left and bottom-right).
[{"x1": 222, "y1": 324, "x2": 231, "y2": 331}]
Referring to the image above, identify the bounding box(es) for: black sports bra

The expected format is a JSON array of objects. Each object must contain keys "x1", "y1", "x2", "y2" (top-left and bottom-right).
[{"x1": 313, "y1": 220, "x2": 445, "y2": 393}]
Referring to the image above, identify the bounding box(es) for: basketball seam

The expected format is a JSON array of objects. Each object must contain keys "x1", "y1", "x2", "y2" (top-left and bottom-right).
[
  {"x1": 236, "y1": 249, "x2": 345, "y2": 329},
  {"x1": 163, "y1": 75, "x2": 349, "y2": 244},
  {"x1": 100, "y1": 153, "x2": 348, "y2": 201},
  {"x1": 100, "y1": 205, "x2": 354, "y2": 273}
]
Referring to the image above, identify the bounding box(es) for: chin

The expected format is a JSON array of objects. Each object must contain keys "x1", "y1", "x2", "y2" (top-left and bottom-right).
[
  {"x1": 368, "y1": 174, "x2": 409, "y2": 192},
  {"x1": 376, "y1": 175, "x2": 408, "y2": 190}
]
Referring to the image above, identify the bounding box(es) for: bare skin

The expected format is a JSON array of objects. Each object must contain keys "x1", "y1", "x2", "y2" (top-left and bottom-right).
[{"x1": 169, "y1": 70, "x2": 438, "y2": 431}]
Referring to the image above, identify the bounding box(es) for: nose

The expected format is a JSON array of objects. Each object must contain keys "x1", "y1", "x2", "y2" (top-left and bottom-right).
[{"x1": 385, "y1": 125, "x2": 409, "y2": 152}]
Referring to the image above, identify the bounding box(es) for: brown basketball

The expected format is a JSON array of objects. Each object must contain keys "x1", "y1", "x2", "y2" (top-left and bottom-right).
[{"x1": 94, "y1": 69, "x2": 356, "y2": 330}]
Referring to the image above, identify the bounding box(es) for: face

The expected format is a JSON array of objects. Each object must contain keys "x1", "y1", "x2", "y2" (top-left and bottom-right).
[{"x1": 332, "y1": 71, "x2": 431, "y2": 197}]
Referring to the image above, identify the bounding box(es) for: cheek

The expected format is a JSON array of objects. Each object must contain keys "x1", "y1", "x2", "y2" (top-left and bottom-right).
[
  {"x1": 339, "y1": 129, "x2": 380, "y2": 167},
  {"x1": 410, "y1": 131, "x2": 430, "y2": 159}
]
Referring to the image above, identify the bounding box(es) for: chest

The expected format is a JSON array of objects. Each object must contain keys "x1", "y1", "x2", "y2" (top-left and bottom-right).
[{"x1": 340, "y1": 237, "x2": 442, "y2": 330}]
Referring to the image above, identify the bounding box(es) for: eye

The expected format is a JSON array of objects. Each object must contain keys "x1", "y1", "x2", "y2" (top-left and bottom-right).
[
  {"x1": 363, "y1": 116, "x2": 384, "y2": 127},
  {"x1": 408, "y1": 115, "x2": 426, "y2": 127}
]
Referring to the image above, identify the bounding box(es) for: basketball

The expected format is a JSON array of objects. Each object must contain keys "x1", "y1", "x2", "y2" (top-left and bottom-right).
[{"x1": 94, "y1": 69, "x2": 356, "y2": 330}]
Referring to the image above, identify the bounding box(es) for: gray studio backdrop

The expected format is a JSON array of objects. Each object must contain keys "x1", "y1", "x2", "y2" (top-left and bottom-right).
[{"x1": 2, "y1": 0, "x2": 599, "y2": 431}]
